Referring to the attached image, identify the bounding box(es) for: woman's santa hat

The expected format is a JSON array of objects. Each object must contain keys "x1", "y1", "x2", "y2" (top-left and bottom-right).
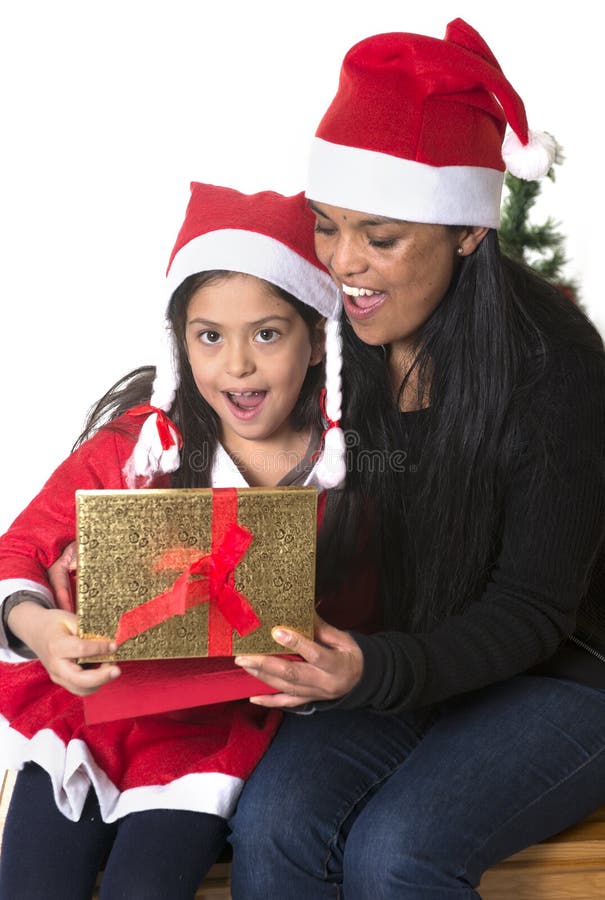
[
  {"x1": 125, "y1": 183, "x2": 345, "y2": 490},
  {"x1": 306, "y1": 18, "x2": 557, "y2": 227}
]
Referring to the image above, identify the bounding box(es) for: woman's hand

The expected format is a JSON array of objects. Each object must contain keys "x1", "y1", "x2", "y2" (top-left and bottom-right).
[
  {"x1": 48, "y1": 540, "x2": 78, "y2": 611},
  {"x1": 233, "y1": 615, "x2": 363, "y2": 708},
  {"x1": 7, "y1": 601, "x2": 120, "y2": 696}
]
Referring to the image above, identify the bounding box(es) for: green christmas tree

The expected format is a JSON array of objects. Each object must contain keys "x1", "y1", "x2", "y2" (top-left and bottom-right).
[{"x1": 498, "y1": 163, "x2": 580, "y2": 306}]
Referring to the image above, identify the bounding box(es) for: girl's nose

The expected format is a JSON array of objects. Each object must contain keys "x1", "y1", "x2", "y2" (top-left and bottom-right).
[{"x1": 225, "y1": 341, "x2": 255, "y2": 378}]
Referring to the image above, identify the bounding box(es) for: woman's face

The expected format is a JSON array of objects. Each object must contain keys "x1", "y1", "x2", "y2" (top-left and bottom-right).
[{"x1": 311, "y1": 201, "x2": 474, "y2": 353}]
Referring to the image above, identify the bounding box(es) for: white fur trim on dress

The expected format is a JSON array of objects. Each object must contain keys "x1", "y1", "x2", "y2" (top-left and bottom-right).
[
  {"x1": 0, "y1": 716, "x2": 244, "y2": 822},
  {"x1": 306, "y1": 137, "x2": 504, "y2": 228},
  {"x1": 167, "y1": 231, "x2": 341, "y2": 319}
]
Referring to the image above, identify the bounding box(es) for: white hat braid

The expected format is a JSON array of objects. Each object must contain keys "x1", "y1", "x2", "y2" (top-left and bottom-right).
[
  {"x1": 123, "y1": 323, "x2": 182, "y2": 487},
  {"x1": 313, "y1": 315, "x2": 346, "y2": 489}
]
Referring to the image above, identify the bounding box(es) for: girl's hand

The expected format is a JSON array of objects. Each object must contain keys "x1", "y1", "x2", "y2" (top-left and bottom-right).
[
  {"x1": 7, "y1": 601, "x2": 120, "y2": 696},
  {"x1": 48, "y1": 540, "x2": 78, "y2": 611},
  {"x1": 233, "y1": 614, "x2": 363, "y2": 708}
]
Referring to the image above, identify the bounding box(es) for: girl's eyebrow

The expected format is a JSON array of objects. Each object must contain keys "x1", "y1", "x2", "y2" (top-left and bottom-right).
[
  {"x1": 308, "y1": 200, "x2": 402, "y2": 228},
  {"x1": 249, "y1": 315, "x2": 292, "y2": 327},
  {"x1": 187, "y1": 315, "x2": 292, "y2": 327},
  {"x1": 187, "y1": 317, "x2": 221, "y2": 327}
]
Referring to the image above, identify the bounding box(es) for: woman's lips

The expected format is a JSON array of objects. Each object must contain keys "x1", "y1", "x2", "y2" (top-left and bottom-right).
[
  {"x1": 342, "y1": 290, "x2": 387, "y2": 320},
  {"x1": 223, "y1": 390, "x2": 267, "y2": 420}
]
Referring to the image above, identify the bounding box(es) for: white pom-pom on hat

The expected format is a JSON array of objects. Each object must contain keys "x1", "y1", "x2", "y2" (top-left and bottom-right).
[{"x1": 502, "y1": 129, "x2": 558, "y2": 181}]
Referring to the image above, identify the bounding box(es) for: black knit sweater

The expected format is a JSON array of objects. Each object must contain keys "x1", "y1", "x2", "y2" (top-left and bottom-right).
[{"x1": 337, "y1": 345, "x2": 605, "y2": 713}]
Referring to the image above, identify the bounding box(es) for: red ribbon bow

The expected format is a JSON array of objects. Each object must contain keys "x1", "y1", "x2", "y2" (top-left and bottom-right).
[
  {"x1": 128, "y1": 404, "x2": 183, "y2": 450},
  {"x1": 311, "y1": 388, "x2": 341, "y2": 462},
  {"x1": 114, "y1": 488, "x2": 260, "y2": 655}
]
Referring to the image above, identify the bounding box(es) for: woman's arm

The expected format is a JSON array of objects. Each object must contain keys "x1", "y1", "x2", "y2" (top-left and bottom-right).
[{"x1": 236, "y1": 349, "x2": 605, "y2": 711}]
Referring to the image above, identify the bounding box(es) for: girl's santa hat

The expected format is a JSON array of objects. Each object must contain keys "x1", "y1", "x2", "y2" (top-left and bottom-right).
[
  {"x1": 125, "y1": 183, "x2": 345, "y2": 490},
  {"x1": 306, "y1": 18, "x2": 557, "y2": 227}
]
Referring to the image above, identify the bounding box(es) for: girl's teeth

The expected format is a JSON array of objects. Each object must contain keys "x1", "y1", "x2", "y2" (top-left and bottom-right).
[{"x1": 227, "y1": 390, "x2": 266, "y2": 410}]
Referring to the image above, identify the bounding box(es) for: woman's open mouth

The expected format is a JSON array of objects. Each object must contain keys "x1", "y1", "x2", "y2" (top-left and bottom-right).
[{"x1": 342, "y1": 284, "x2": 387, "y2": 319}]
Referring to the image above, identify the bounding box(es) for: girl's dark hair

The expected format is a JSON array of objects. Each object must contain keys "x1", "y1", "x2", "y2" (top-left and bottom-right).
[
  {"x1": 75, "y1": 271, "x2": 324, "y2": 489},
  {"x1": 318, "y1": 230, "x2": 604, "y2": 630}
]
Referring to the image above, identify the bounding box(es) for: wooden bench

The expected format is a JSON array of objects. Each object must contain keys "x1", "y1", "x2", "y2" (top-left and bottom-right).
[{"x1": 2, "y1": 768, "x2": 605, "y2": 897}]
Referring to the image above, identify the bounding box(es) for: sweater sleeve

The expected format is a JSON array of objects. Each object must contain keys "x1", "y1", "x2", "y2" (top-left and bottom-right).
[
  {"x1": 336, "y1": 348, "x2": 605, "y2": 712},
  {"x1": 0, "y1": 421, "x2": 140, "y2": 614}
]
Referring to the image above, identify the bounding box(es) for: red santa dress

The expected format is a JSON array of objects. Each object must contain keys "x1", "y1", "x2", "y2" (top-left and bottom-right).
[{"x1": 0, "y1": 415, "x2": 308, "y2": 823}]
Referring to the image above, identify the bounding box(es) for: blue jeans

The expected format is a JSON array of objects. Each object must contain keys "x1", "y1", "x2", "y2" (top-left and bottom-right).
[{"x1": 229, "y1": 675, "x2": 605, "y2": 899}]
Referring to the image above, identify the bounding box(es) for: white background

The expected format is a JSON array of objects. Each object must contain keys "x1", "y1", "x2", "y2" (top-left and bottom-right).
[{"x1": 0, "y1": 0, "x2": 602, "y2": 533}]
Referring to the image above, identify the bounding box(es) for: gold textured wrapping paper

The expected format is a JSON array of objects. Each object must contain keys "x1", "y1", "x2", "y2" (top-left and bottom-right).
[{"x1": 76, "y1": 487, "x2": 317, "y2": 661}]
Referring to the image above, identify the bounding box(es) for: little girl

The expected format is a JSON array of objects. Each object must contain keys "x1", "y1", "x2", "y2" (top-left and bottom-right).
[{"x1": 0, "y1": 183, "x2": 356, "y2": 899}]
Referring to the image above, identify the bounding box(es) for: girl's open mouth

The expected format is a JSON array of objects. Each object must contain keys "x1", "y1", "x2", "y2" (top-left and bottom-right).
[{"x1": 224, "y1": 390, "x2": 268, "y2": 419}]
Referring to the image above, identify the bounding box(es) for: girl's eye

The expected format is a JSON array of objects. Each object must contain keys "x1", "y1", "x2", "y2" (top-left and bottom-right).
[
  {"x1": 199, "y1": 330, "x2": 222, "y2": 344},
  {"x1": 256, "y1": 329, "x2": 279, "y2": 344}
]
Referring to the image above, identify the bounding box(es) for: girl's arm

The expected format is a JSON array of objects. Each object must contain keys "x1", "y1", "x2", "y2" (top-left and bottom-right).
[
  {"x1": 0, "y1": 420, "x2": 139, "y2": 653},
  {"x1": 0, "y1": 423, "x2": 137, "y2": 687}
]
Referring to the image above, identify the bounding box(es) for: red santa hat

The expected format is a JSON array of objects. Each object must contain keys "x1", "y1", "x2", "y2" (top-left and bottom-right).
[
  {"x1": 125, "y1": 183, "x2": 345, "y2": 489},
  {"x1": 306, "y1": 18, "x2": 557, "y2": 227}
]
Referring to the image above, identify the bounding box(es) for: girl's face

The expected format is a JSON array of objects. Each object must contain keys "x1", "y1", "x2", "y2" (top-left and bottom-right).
[
  {"x1": 311, "y1": 201, "x2": 484, "y2": 354},
  {"x1": 185, "y1": 273, "x2": 322, "y2": 449}
]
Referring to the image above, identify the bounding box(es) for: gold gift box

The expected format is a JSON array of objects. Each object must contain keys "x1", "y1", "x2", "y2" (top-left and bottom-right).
[{"x1": 76, "y1": 487, "x2": 317, "y2": 661}]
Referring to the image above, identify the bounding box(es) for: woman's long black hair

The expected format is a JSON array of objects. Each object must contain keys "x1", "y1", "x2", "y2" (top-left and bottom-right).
[
  {"x1": 75, "y1": 271, "x2": 325, "y2": 489},
  {"x1": 318, "y1": 230, "x2": 604, "y2": 632}
]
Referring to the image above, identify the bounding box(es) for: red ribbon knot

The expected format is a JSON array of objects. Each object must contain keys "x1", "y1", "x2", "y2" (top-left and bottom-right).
[
  {"x1": 312, "y1": 388, "x2": 341, "y2": 462},
  {"x1": 128, "y1": 404, "x2": 183, "y2": 450},
  {"x1": 114, "y1": 488, "x2": 260, "y2": 655}
]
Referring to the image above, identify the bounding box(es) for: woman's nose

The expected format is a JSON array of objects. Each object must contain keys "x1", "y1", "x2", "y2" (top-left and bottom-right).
[{"x1": 329, "y1": 235, "x2": 368, "y2": 279}]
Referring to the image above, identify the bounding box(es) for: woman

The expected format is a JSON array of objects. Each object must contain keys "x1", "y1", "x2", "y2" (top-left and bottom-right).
[{"x1": 229, "y1": 18, "x2": 605, "y2": 899}]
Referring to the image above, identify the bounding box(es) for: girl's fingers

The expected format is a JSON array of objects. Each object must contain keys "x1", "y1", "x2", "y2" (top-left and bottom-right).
[{"x1": 53, "y1": 660, "x2": 121, "y2": 696}]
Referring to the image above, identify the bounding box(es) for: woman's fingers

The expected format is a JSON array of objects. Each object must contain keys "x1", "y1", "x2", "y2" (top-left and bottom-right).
[{"x1": 234, "y1": 618, "x2": 363, "y2": 707}]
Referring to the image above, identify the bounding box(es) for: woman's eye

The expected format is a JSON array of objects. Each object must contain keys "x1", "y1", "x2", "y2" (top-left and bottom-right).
[
  {"x1": 200, "y1": 330, "x2": 222, "y2": 344},
  {"x1": 256, "y1": 329, "x2": 279, "y2": 343},
  {"x1": 314, "y1": 222, "x2": 336, "y2": 236},
  {"x1": 369, "y1": 237, "x2": 397, "y2": 249}
]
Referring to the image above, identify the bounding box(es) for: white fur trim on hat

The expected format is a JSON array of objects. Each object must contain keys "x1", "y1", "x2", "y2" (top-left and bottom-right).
[
  {"x1": 167, "y1": 230, "x2": 340, "y2": 319},
  {"x1": 306, "y1": 138, "x2": 504, "y2": 228}
]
